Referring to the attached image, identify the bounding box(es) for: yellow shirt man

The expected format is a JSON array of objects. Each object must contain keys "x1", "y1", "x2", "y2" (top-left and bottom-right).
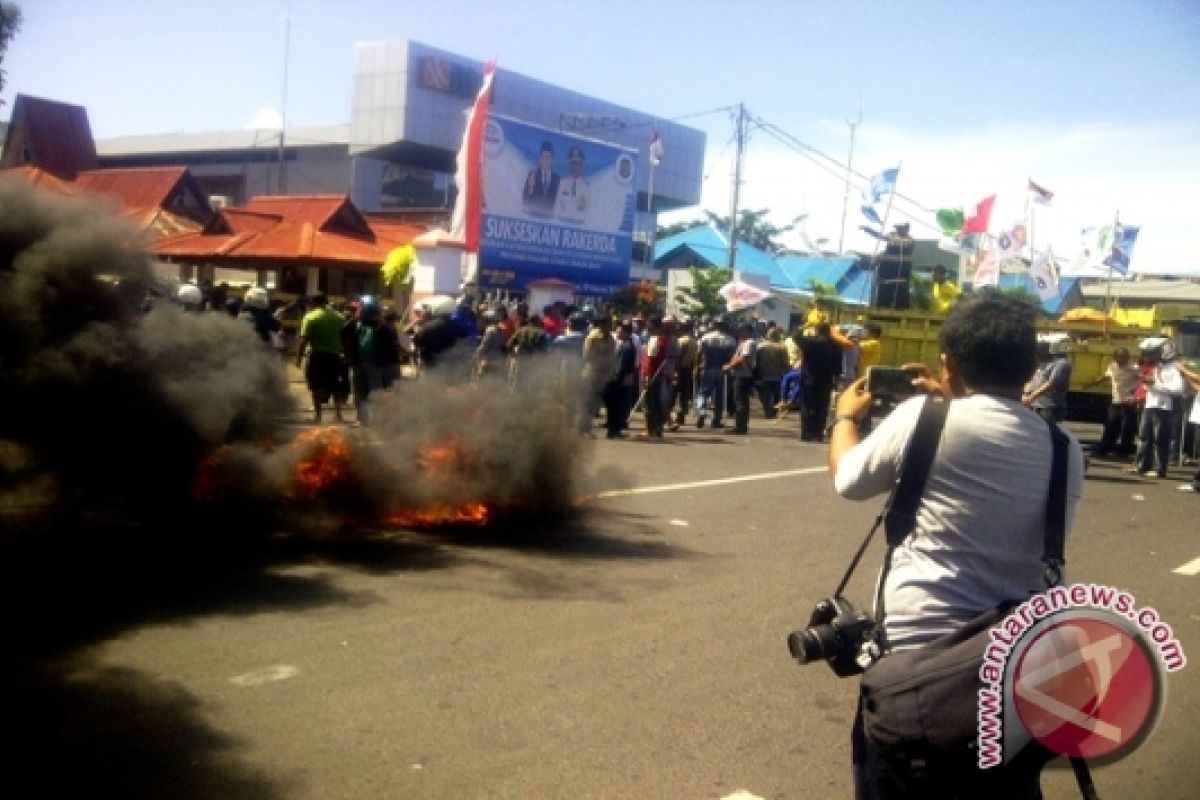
[{"x1": 929, "y1": 267, "x2": 960, "y2": 314}]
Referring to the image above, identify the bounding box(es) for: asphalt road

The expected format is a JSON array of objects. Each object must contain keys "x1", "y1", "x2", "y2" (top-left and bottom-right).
[{"x1": 8, "y1": 393, "x2": 1200, "y2": 799}]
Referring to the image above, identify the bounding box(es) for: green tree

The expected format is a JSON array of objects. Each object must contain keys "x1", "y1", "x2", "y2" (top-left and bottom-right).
[
  {"x1": 674, "y1": 265, "x2": 731, "y2": 320},
  {"x1": 656, "y1": 208, "x2": 795, "y2": 255},
  {"x1": 0, "y1": 3, "x2": 21, "y2": 106}
]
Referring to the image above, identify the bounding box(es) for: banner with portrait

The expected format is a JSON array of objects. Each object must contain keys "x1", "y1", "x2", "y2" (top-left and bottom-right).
[{"x1": 477, "y1": 115, "x2": 637, "y2": 295}]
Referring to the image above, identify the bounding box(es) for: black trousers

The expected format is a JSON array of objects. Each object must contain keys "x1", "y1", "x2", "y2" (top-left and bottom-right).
[
  {"x1": 800, "y1": 378, "x2": 832, "y2": 441},
  {"x1": 731, "y1": 375, "x2": 754, "y2": 432},
  {"x1": 1095, "y1": 401, "x2": 1138, "y2": 456}
]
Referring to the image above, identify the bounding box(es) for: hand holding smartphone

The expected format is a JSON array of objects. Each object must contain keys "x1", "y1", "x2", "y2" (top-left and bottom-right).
[{"x1": 865, "y1": 366, "x2": 917, "y2": 397}]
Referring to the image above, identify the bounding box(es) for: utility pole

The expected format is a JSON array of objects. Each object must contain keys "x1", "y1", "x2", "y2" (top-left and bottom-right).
[
  {"x1": 277, "y1": 8, "x2": 291, "y2": 194},
  {"x1": 837, "y1": 102, "x2": 861, "y2": 254},
  {"x1": 726, "y1": 102, "x2": 746, "y2": 272}
]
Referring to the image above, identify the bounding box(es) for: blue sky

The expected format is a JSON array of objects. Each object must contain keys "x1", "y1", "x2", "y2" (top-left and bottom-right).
[{"x1": 4, "y1": 0, "x2": 1199, "y2": 273}]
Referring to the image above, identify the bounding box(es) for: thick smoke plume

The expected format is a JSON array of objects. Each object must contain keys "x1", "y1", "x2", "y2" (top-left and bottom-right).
[{"x1": 0, "y1": 179, "x2": 587, "y2": 532}]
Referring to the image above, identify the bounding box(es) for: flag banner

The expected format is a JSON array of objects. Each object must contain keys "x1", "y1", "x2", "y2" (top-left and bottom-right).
[
  {"x1": 649, "y1": 130, "x2": 664, "y2": 166},
  {"x1": 861, "y1": 204, "x2": 883, "y2": 226},
  {"x1": 718, "y1": 279, "x2": 773, "y2": 311},
  {"x1": 1030, "y1": 246, "x2": 1059, "y2": 301},
  {"x1": 973, "y1": 250, "x2": 1001, "y2": 287},
  {"x1": 992, "y1": 221, "x2": 1028, "y2": 262},
  {"x1": 863, "y1": 167, "x2": 899, "y2": 203},
  {"x1": 449, "y1": 59, "x2": 496, "y2": 253},
  {"x1": 961, "y1": 194, "x2": 996, "y2": 235},
  {"x1": 1105, "y1": 224, "x2": 1140, "y2": 274},
  {"x1": 476, "y1": 115, "x2": 638, "y2": 295},
  {"x1": 935, "y1": 207, "x2": 964, "y2": 237},
  {"x1": 1064, "y1": 225, "x2": 1115, "y2": 277},
  {"x1": 1028, "y1": 179, "x2": 1054, "y2": 206}
]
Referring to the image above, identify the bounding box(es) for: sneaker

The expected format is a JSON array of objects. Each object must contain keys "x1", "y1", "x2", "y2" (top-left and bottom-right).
[{"x1": 1177, "y1": 484, "x2": 1197, "y2": 493}]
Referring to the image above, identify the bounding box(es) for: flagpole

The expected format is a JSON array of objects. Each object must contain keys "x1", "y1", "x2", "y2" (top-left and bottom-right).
[
  {"x1": 1104, "y1": 209, "x2": 1119, "y2": 338},
  {"x1": 869, "y1": 162, "x2": 901, "y2": 307}
]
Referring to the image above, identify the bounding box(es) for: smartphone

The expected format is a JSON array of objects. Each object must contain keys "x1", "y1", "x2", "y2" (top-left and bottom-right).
[{"x1": 866, "y1": 366, "x2": 916, "y2": 397}]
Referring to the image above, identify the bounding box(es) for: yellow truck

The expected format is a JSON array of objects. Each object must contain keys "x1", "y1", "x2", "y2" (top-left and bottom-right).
[{"x1": 848, "y1": 306, "x2": 1200, "y2": 421}]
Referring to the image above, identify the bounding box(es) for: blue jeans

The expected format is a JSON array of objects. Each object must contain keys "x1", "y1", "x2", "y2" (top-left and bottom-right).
[
  {"x1": 695, "y1": 369, "x2": 726, "y2": 425},
  {"x1": 1135, "y1": 407, "x2": 1173, "y2": 476}
]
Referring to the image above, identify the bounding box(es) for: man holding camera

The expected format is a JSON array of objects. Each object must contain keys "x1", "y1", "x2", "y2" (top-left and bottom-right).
[{"x1": 826, "y1": 294, "x2": 1085, "y2": 798}]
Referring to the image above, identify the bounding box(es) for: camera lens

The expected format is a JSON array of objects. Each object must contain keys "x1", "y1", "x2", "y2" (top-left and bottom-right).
[{"x1": 788, "y1": 623, "x2": 836, "y2": 664}]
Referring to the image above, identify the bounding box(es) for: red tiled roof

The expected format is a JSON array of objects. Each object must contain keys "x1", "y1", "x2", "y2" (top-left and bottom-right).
[
  {"x1": 153, "y1": 194, "x2": 427, "y2": 270},
  {"x1": 0, "y1": 95, "x2": 99, "y2": 179},
  {"x1": 75, "y1": 166, "x2": 188, "y2": 211},
  {"x1": 0, "y1": 165, "x2": 79, "y2": 195}
]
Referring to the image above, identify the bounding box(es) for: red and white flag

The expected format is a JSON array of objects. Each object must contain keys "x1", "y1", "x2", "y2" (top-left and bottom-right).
[
  {"x1": 649, "y1": 129, "x2": 664, "y2": 166},
  {"x1": 1028, "y1": 179, "x2": 1054, "y2": 206},
  {"x1": 448, "y1": 59, "x2": 496, "y2": 253}
]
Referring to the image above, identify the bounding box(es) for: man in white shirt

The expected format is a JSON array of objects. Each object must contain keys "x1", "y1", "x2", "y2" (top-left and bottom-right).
[
  {"x1": 1127, "y1": 338, "x2": 1185, "y2": 478},
  {"x1": 1088, "y1": 346, "x2": 1140, "y2": 458},
  {"x1": 827, "y1": 293, "x2": 1085, "y2": 797},
  {"x1": 555, "y1": 146, "x2": 590, "y2": 224}
]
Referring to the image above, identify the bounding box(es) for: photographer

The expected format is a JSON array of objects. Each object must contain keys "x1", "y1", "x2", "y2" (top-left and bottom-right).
[{"x1": 827, "y1": 294, "x2": 1085, "y2": 798}]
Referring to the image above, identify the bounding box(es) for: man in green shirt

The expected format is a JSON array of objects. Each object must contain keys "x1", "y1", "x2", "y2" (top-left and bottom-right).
[{"x1": 296, "y1": 294, "x2": 346, "y2": 423}]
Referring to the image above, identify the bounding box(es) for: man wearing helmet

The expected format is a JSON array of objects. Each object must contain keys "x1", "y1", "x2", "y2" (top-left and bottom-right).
[
  {"x1": 239, "y1": 286, "x2": 281, "y2": 345},
  {"x1": 1126, "y1": 338, "x2": 1185, "y2": 478}
]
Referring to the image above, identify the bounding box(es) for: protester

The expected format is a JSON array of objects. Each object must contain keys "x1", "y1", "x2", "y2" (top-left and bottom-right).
[
  {"x1": 1023, "y1": 336, "x2": 1071, "y2": 421},
  {"x1": 239, "y1": 286, "x2": 281, "y2": 346},
  {"x1": 295, "y1": 293, "x2": 346, "y2": 424},
  {"x1": 755, "y1": 328, "x2": 790, "y2": 419},
  {"x1": 695, "y1": 319, "x2": 736, "y2": 429},
  {"x1": 608, "y1": 320, "x2": 638, "y2": 436},
  {"x1": 722, "y1": 322, "x2": 757, "y2": 435},
  {"x1": 929, "y1": 264, "x2": 960, "y2": 314},
  {"x1": 828, "y1": 292, "x2": 1085, "y2": 798},
  {"x1": 1126, "y1": 338, "x2": 1186, "y2": 478},
  {"x1": 638, "y1": 315, "x2": 672, "y2": 440},
  {"x1": 580, "y1": 315, "x2": 616, "y2": 437},
  {"x1": 1087, "y1": 346, "x2": 1140, "y2": 459},
  {"x1": 669, "y1": 319, "x2": 698, "y2": 431},
  {"x1": 795, "y1": 322, "x2": 844, "y2": 442}
]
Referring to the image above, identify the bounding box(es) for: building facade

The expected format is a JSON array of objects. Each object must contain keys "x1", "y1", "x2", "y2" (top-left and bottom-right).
[{"x1": 94, "y1": 40, "x2": 706, "y2": 290}]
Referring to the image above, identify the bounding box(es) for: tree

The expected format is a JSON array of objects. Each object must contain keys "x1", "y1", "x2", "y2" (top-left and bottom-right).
[
  {"x1": 609, "y1": 280, "x2": 661, "y2": 316},
  {"x1": 656, "y1": 208, "x2": 796, "y2": 255},
  {"x1": 674, "y1": 265, "x2": 731, "y2": 321},
  {"x1": 0, "y1": 3, "x2": 21, "y2": 106}
]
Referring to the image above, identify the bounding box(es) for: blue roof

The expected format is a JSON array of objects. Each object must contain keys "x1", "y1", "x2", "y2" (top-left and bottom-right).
[
  {"x1": 655, "y1": 226, "x2": 874, "y2": 305},
  {"x1": 992, "y1": 273, "x2": 1081, "y2": 315},
  {"x1": 654, "y1": 224, "x2": 779, "y2": 281}
]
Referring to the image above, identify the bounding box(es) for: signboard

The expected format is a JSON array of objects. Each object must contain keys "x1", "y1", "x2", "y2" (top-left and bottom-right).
[
  {"x1": 417, "y1": 56, "x2": 482, "y2": 98},
  {"x1": 477, "y1": 115, "x2": 637, "y2": 295}
]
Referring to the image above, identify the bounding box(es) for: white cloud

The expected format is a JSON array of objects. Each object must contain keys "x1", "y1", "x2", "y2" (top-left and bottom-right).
[{"x1": 247, "y1": 107, "x2": 283, "y2": 131}]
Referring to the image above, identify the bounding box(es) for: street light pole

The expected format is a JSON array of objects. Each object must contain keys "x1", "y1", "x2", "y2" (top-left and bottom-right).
[{"x1": 726, "y1": 103, "x2": 745, "y2": 273}]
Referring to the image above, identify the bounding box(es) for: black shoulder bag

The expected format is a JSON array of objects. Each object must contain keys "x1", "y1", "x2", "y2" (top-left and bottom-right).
[{"x1": 847, "y1": 398, "x2": 1097, "y2": 797}]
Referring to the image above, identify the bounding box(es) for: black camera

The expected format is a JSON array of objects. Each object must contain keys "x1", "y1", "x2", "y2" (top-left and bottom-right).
[{"x1": 787, "y1": 596, "x2": 875, "y2": 677}]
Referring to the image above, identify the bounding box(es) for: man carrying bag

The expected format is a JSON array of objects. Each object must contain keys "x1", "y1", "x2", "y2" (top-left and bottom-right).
[{"x1": 827, "y1": 294, "x2": 1086, "y2": 798}]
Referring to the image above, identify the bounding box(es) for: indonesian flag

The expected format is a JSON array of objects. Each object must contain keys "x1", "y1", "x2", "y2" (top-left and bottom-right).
[
  {"x1": 649, "y1": 130, "x2": 664, "y2": 166},
  {"x1": 961, "y1": 194, "x2": 996, "y2": 235},
  {"x1": 448, "y1": 59, "x2": 496, "y2": 253},
  {"x1": 718, "y1": 279, "x2": 772, "y2": 312},
  {"x1": 1028, "y1": 179, "x2": 1053, "y2": 206}
]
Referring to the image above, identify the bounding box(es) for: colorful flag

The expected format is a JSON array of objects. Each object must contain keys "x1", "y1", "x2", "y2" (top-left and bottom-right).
[
  {"x1": 861, "y1": 204, "x2": 883, "y2": 226},
  {"x1": 973, "y1": 250, "x2": 1001, "y2": 287},
  {"x1": 448, "y1": 59, "x2": 496, "y2": 253},
  {"x1": 1065, "y1": 224, "x2": 1114, "y2": 277},
  {"x1": 649, "y1": 130, "x2": 664, "y2": 166},
  {"x1": 992, "y1": 221, "x2": 1029, "y2": 262},
  {"x1": 961, "y1": 194, "x2": 996, "y2": 235},
  {"x1": 863, "y1": 167, "x2": 899, "y2": 203},
  {"x1": 1028, "y1": 179, "x2": 1053, "y2": 206},
  {"x1": 1030, "y1": 246, "x2": 1060, "y2": 301},
  {"x1": 935, "y1": 208, "x2": 964, "y2": 237},
  {"x1": 1104, "y1": 224, "x2": 1140, "y2": 274}
]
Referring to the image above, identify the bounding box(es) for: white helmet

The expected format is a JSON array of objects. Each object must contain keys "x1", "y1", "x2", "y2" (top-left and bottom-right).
[
  {"x1": 244, "y1": 286, "x2": 270, "y2": 310},
  {"x1": 1039, "y1": 332, "x2": 1070, "y2": 355},
  {"x1": 177, "y1": 283, "x2": 202, "y2": 306}
]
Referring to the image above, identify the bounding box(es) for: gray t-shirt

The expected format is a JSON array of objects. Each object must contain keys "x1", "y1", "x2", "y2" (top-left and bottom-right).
[
  {"x1": 1029, "y1": 356, "x2": 1071, "y2": 411},
  {"x1": 833, "y1": 394, "x2": 1085, "y2": 651}
]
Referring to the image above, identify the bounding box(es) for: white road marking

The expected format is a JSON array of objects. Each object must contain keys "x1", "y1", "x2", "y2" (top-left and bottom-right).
[
  {"x1": 229, "y1": 665, "x2": 299, "y2": 686},
  {"x1": 1172, "y1": 556, "x2": 1200, "y2": 576},
  {"x1": 720, "y1": 792, "x2": 765, "y2": 800},
  {"x1": 587, "y1": 466, "x2": 827, "y2": 500}
]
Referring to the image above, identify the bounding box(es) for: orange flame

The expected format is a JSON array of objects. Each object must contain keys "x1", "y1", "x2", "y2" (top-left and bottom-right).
[{"x1": 291, "y1": 427, "x2": 357, "y2": 499}]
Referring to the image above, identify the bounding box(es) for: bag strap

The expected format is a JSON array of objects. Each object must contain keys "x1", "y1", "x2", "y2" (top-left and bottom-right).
[
  {"x1": 1042, "y1": 417, "x2": 1070, "y2": 587},
  {"x1": 832, "y1": 397, "x2": 947, "y2": 599}
]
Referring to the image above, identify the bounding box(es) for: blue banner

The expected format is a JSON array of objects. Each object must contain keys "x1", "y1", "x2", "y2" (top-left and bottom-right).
[{"x1": 477, "y1": 115, "x2": 636, "y2": 295}]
